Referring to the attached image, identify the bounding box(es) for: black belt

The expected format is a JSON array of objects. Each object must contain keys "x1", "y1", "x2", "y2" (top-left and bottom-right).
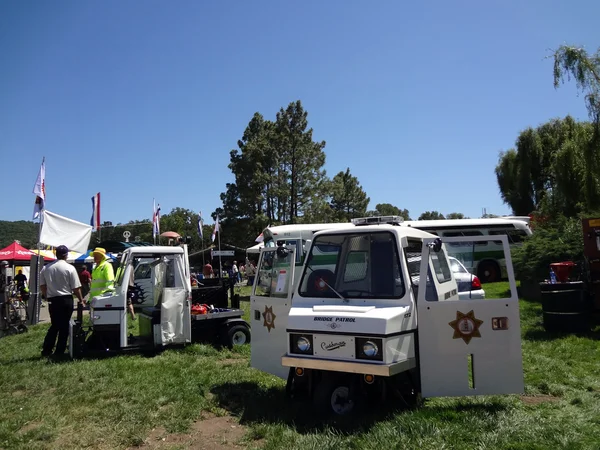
[{"x1": 48, "y1": 295, "x2": 73, "y2": 301}]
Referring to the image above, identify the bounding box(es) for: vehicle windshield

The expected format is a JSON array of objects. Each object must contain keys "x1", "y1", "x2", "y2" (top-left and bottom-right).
[
  {"x1": 298, "y1": 231, "x2": 405, "y2": 299},
  {"x1": 449, "y1": 257, "x2": 468, "y2": 274}
]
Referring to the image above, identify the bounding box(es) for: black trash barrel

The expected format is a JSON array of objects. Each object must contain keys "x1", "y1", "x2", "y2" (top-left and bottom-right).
[{"x1": 540, "y1": 281, "x2": 591, "y2": 332}]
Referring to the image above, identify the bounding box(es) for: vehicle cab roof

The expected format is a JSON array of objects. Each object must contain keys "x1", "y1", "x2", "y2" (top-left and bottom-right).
[
  {"x1": 124, "y1": 246, "x2": 185, "y2": 255},
  {"x1": 265, "y1": 223, "x2": 356, "y2": 234},
  {"x1": 312, "y1": 224, "x2": 437, "y2": 240}
]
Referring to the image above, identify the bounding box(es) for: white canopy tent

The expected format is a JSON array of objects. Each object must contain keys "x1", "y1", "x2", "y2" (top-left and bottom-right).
[{"x1": 246, "y1": 243, "x2": 264, "y2": 254}]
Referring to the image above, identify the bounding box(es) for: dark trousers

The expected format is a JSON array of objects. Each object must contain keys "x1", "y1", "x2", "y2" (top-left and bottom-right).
[{"x1": 42, "y1": 295, "x2": 74, "y2": 355}]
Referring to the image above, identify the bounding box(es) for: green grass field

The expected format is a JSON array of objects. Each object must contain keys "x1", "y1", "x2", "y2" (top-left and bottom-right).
[{"x1": 1, "y1": 283, "x2": 599, "y2": 449}]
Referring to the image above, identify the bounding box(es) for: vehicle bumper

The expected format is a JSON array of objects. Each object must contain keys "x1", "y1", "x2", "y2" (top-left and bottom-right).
[
  {"x1": 458, "y1": 289, "x2": 485, "y2": 300},
  {"x1": 281, "y1": 355, "x2": 416, "y2": 377}
]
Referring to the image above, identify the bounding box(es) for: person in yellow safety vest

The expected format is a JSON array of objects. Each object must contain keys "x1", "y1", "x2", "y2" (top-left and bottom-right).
[{"x1": 89, "y1": 247, "x2": 115, "y2": 300}]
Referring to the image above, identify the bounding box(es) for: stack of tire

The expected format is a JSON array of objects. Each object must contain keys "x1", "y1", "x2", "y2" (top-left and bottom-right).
[{"x1": 540, "y1": 281, "x2": 592, "y2": 333}]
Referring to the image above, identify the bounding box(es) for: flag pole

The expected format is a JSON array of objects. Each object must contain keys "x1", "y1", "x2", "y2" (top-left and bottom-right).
[
  {"x1": 217, "y1": 225, "x2": 222, "y2": 279},
  {"x1": 98, "y1": 193, "x2": 102, "y2": 243},
  {"x1": 32, "y1": 209, "x2": 44, "y2": 325},
  {"x1": 201, "y1": 235, "x2": 205, "y2": 267},
  {"x1": 200, "y1": 214, "x2": 205, "y2": 267},
  {"x1": 33, "y1": 157, "x2": 45, "y2": 325}
]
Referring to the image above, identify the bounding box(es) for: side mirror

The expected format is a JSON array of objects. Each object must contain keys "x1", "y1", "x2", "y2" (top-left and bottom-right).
[
  {"x1": 427, "y1": 238, "x2": 443, "y2": 253},
  {"x1": 276, "y1": 246, "x2": 290, "y2": 259}
]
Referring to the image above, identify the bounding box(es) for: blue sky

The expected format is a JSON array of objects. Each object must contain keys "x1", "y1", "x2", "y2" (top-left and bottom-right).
[{"x1": 0, "y1": 1, "x2": 598, "y2": 227}]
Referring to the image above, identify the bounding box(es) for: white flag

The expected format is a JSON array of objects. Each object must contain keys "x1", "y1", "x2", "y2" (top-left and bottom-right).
[
  {"x1": 211, "y1": 215, "x2": 220, "y2": 242},
  {"x1": 153, "y1": 199, "x2": 161, "y2": 239},
  {"x1": 32, "y1": 159, "x2": 46, "y2": 220},
  {"x1": 40, "y1": 210, "x2": 92, "y2": 253}
]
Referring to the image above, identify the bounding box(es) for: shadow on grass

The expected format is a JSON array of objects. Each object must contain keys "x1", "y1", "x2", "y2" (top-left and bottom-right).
[
  {"x1": 211, "y1": 381, "x2": 399, "y2": 433},
  {"x1": 524, "y1": 327, "x2": 600, "y2": 341},
  {"x1": 210, "y1": 381, "x2": 508, "y2": 434}
]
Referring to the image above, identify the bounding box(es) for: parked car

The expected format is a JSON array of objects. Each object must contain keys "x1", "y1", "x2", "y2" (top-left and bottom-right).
[{"x1": 449, "y1": 256, "x2": 485, "y2": 300}]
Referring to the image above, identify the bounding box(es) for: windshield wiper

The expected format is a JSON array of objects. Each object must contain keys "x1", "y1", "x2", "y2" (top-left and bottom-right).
[{"x1": 305, "y1": 266, "x2": 348, "y2": 303}]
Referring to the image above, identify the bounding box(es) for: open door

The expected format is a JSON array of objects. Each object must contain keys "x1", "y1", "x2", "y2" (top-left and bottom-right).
[
  {"x1": 160, "y1": 254, "x2": 192, "y2": 345},
  {"x1": 417, "y1": 235, "x2": 524, "y2": 397},
  {"x1": 250, "y1": 247, "x2": 296, "y2": 379}
]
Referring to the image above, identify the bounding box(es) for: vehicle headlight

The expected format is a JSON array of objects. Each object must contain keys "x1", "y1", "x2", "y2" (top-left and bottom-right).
[
  {"x1": 289, "y1": 333, "x2": 314, "y2": 355},
  {"x1": 297, "y1": 336, "x2": 311, "y2": 352},
  {"x1": 362, "y1": 340, "x2": 379, "y2": 357},
  {"x1": 355, "y1": 337, "x2": 383, "y2": 361}
]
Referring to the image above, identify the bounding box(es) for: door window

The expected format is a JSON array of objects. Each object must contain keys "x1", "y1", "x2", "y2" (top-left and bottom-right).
[
  {"x1": 442, "y1": 231, "x2": 486, "y2": 246},
  {"x1": 253, "y1": 249, "x2": 295, "y2": 298},
  {"x1": 430, "y1": 249, "x2": 452, "y2": 284}
]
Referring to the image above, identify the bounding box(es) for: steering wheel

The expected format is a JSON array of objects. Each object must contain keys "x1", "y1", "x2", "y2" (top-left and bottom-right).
[{"x1": 306, "y1": 270, "x2": 335, "y2": 295}]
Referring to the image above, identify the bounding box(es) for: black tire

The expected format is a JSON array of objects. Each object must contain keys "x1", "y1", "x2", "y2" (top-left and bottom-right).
[
  {"x1": 477, "y1": 261, "x2": 500, "y2": 283},
  {"x1": 7, "y1": 325, "x2": 20, "y2": 336},
  {"x1": 17, "y1": 324, "x2": 28, "y2": 334},
  {"x1": 223, "y1": 324, "x2": 251, "y2": 349},
  {"x1": 313, "y1": 374, "x2": 356, "y2": 416}
]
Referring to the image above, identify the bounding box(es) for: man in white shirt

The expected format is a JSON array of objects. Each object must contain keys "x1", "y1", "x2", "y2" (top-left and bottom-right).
[
  {"x1": 40, "y1": 245, "x2": 84, "y2": 357},
  {"x1": 232, "y1": 261, "x2": 240, "y2": 284}
]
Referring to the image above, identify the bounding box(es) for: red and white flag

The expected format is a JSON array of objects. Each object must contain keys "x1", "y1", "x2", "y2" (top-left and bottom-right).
[
  {"x1": 32, "y1": 158, "x2": 46, "y2": 220},
  {"x1": 90, "y1": 192, "x2": 101, "y2": 231},
  {"x1": 255, "y1": 225, "x2": 270, "y2": 243}
]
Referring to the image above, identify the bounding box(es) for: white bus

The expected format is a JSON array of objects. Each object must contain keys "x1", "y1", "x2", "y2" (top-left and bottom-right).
[{"x1": 255, "y1": 217, "x2": 531, "y2": 283}]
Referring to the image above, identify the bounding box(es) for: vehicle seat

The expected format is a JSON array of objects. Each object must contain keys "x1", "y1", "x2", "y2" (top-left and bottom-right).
[{"x1": 371, "y1": 241, "x2": 395, "y2": 296}]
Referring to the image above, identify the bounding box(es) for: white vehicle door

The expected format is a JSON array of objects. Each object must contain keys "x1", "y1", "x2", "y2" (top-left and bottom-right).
[
  {"x1": 160, "y1": 254, "x2": 192, "y2": 345},
  {"x1": 417, "y1": 235, "x2": 524, "y2": 397},
  {"x1": 250, "y1": 247, "x2": 296, "y2": 379}
]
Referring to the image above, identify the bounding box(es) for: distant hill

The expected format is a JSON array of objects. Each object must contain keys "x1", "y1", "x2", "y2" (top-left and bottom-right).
[{"x1": 0, "y1": 220, "x2": 39, "y2": 249}]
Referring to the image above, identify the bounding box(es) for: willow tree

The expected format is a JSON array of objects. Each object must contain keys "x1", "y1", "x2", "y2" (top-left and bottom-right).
[
  {"x1": 553, "y1": 45, "x2": 600, "y2": 209},
  {"x1": 495, "y1": 117, "x2": 591, "y2": 216}
]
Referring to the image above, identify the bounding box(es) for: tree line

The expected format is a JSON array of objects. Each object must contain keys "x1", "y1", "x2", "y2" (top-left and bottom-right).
[
  {"x1": 496, "y1": 45, "x2": 600, "y2": 219},
  {"x1": 496, "y1": 44, "x2": 600, "y2": 283},
  {"x1": 0, "y1": 204, "x2": 471, "y2": 253}
]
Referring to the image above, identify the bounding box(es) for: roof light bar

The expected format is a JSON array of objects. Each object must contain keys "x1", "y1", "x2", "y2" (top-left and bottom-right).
[{"x1": 351, "y1": 216, "x2": 404, "y2": 226}]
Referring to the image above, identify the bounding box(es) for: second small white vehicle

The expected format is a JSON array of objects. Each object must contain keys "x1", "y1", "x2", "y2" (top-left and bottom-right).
[{"x1": 449, "y1": 256, "x2": 485, "y2": 300}]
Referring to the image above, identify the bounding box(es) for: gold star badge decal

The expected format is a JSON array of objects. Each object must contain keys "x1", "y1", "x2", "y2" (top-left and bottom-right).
[
  {"x1": 449, "y1": 310, "x2": 483, "y2": 344},
  {"x1": 262, "y1": 305, "x2": 276, "y2": 333}
]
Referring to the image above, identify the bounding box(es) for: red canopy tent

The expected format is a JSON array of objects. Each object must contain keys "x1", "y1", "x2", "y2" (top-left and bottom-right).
[{"x1": 0, "y1": 241, "x2": 53, "y2": 262}]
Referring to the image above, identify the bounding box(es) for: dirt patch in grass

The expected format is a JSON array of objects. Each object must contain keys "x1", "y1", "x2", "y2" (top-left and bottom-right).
[
  {"x1": 520, "y1": 394, "x2": 560, "y2": 405},
  {"x1": 18, "y1": 421, "x2": 42, "y2": 434},
  {"x1": 136, "y1": 413, "x2": 247, "y2": 449}
]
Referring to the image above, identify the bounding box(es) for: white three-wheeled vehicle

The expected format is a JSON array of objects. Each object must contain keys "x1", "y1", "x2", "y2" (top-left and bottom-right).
[
  {"x1": 69, "y1": 243, "x2": 249, "y2": 357},
  {"x1": 250, "y1": 217, "x2": 523, "y2": 415}
]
